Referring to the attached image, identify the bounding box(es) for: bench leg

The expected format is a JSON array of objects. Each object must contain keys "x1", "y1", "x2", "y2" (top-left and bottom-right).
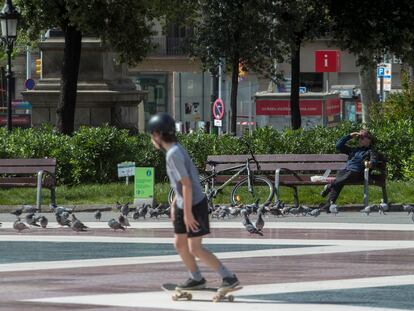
[
  {"x1": 364, "y1": 168, "x2": 369, "y2": 207},
  {"x1": 293, "y1": 186, "x2": 299, "y2": 208},
  {"x1": 37, "y1": 170, "x2": 44, "y2": 213},
  {"x1": 274, "y1": 169, "x2": 281, "y2": 203},
  {"x1": 51, "y1": 187, "x2": 56, "y2": 206},
  {"x1": 381, "y1": 184, "x2": 388, "y2": 204}
]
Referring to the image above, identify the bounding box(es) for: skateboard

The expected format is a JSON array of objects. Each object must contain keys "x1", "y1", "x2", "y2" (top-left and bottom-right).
[{"x1": 161, "y1": 283, "x2": 242, "y2": 302}]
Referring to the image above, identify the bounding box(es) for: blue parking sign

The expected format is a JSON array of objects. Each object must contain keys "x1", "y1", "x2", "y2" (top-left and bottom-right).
[{"x1": 377, "y1": 67, "x2": 385, "y2": 77}]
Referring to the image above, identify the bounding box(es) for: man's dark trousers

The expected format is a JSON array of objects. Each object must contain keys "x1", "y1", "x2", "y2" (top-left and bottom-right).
[{"x1": 327, "y1": 170, "x2": 364, "y2": 203}]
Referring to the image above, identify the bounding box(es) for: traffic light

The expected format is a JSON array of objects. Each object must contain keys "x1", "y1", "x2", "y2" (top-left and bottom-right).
[
  {"x1": 238, "y1": 62, "x2": 247, "y2": 81},
  {"x1": 35, "y1": 58, "x2": 42, "y2": 76}
]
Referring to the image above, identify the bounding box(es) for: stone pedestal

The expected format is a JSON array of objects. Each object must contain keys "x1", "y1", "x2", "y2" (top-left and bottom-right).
[{"x1": 22, "y1": 36, "x2": 146, "y2": 130}]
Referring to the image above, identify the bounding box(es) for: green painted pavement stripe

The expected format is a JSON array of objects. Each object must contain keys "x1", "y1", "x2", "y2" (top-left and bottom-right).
[
  {"x1": 0, "y1": 241, "x2": 322, "y2": 264},
  {"x1": 242, "y1": 284, "x2": 414, "y2": 310}
]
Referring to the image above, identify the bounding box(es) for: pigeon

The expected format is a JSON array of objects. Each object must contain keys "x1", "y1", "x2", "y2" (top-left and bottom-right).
[
  {"x1": 71, "y1": 214, "x2": 88, "y2": 232},
  {"x1": 309, "y1": 208, "x2": 321, "y2": 217},
  {"x1": 149, "y1": 205, "x2": 161, "y2": 218},
  {"x1": 229, "y1": 205, "x2": 241, "y2": 217},
  {"x1": 242, "y1": 214, "x2": 263, "y2": 236},
  {"x1": 10, "y1": 207, "x2": 23, "y2": 216},
  {"x1": 281, "y1": 205, "x2": 291, "y2": 215},
  {"x1": 13, "y1": 218, "x2": 29, "y2": 232},
  {"x1": 378, "y1": 200, "x2": 389, "y2": 215},
  {"x1": 51, "y1": 205, "x2": 74, "y2": 215},
  {"x1": 39, "y1": 216, "x2": 48, "y2": 228},
  {"x1": 94, "y1": 210, "x2": 102, "y2": 221},
  {"x1": 108, "y1": 218, "x2": 126, "y2": 231},
  {"x1": 329, "y1": 203, "x2": 338, "y2": 216},
  {"x1": 118, "y1": 214, "x2": 130, "y2": 227},
  {"x1": 132, "y1": 210, "x2": 140, "y2": 220},
  {"x1": 268, "y1": 206, "x2": 283, "y2": 217},
  {"x1": 360, "y1": 205, "x2": 376, "y2": 216},
  {"x1": 22, "y1": 204, "x2": 39, "y2": 214},
  {"x1": 255, "y1": 211, "x2": 265, "y2": 232},
  {"x1": 289, "y1": 207, "x2": 301, "y2": 216},
  {"x1": 55, "y1": 213, "x2": 71, "y2": 227},
  {"x1": 402, "y1": 204, "x2": 414, "y2": 215},
  {"x1": 245, "y1": 199, "x2": 260, "y2": 214},
  {"x1": 138, "y1": 204, "x2": 149, "y2": 219},
  {"x1": 121, "y1": 202, "x2": 131, "y2": 217},
  {"x1": 25, "y1": 213, "x2": 41, "y2": 227},
  {"x1": 115, "y1": 201, "x2": 123, "y2": 211},
  {"x1": 301, "y1": 205, "x2": 313, "y2": 216}
]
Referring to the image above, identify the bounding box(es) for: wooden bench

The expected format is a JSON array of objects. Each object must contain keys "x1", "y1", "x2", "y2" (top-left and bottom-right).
[
  {"x1": 205, "y1": 154, "x2": 387, "y2": 207},
  {"x1": 0, "y1": 158, "x2": 57, "y2": 211}
]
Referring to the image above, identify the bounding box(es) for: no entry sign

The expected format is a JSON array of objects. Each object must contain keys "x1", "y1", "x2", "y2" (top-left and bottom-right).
[{"x1": 212, "y1": 98, "x2": 225, "y2": 120}]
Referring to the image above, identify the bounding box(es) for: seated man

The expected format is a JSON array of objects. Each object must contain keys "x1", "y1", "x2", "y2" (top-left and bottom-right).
[{"x1": 320, "y1": 130, "x2": 378, "y2": 212}]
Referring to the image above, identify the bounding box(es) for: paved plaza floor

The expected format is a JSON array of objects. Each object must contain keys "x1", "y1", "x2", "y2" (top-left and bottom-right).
[{"x1": 0, "y1": 211, "x2": 413, "y2": 310}]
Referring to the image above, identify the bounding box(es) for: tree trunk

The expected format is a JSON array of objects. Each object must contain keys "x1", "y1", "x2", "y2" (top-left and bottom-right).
[
  {"x1": 358, "y1": 52, "x2": 377, "y2": 124},
  {"x1": 230, "y1": 53, "x2": 240, "y2": 135},
  {"x1": 56, "y1": 26, "x2": 82, "y2": 135},
  {"x1": 290, "y1": 44, "x2": 301, "y2": 130}
]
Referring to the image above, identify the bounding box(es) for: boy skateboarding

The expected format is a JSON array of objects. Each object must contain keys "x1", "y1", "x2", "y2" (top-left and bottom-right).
[{"x1": 149, "y1": 112, "x2": 239, "y2": 291}]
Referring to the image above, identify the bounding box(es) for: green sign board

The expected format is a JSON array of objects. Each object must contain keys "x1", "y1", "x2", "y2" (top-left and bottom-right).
[{"x1": 134, "y1": 167, "x2": 154, "y2": 199}]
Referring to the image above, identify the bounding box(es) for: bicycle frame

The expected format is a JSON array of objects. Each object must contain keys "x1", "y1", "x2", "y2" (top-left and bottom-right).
[{"x1": 203, "y1": 158, "x2": 254, "y2": 201}]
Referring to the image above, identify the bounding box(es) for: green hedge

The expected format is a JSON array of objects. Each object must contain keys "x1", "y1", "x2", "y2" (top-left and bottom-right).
[{"x1": 0, "y1": 120, "x2": 413, "y2": 184}]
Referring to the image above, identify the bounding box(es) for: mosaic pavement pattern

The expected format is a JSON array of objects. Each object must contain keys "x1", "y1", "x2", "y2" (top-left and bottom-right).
[{"x1": 1, "y1": 215, "x2": 414, "y2": 311}]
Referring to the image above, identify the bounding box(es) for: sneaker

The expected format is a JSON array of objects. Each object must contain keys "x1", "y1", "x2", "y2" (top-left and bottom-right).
[
  {"x1": 219, "y1": 275, "x2": 239, "y2": 290},
  {"x1": 176, "y1": 278, "x2": 206, "y2": 290},
  {"x1": 320, "y1": 184, "x2": 331, "y2": 197}
]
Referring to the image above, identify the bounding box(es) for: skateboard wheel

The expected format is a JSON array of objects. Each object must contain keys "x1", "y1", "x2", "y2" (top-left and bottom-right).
[
  {"x1": 187, "y1": 293, "x2": 192, "y2": 301},
  {"x1": 228, "y1": 295, "x2": 234, "y2": 302}
]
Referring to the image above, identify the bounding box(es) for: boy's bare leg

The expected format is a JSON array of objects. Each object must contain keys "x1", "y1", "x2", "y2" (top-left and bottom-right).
[
  {"x1": 187, "y1": 236, "x2": 221, "y2": 271},
  {"x1": 174, "y1": 233, "x2": 198, "y2": 272}
]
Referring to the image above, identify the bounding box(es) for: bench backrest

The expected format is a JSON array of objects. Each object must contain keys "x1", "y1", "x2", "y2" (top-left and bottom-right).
[
  {"x1": 206, "y1": 154, "x2": 348, "y2": 172},
  {"x1": 0, "y1": 158, "x2": 56, "y2": 175}
]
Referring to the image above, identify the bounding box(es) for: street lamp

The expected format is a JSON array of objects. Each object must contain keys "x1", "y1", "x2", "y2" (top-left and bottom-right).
[{"x1": 0, "y1": 0, "x2": 19, "y2": 132}]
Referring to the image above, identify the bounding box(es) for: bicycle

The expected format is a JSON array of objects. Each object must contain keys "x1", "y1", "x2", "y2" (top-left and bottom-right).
[{"x1": 168, "y1": 142, "x2": 274, "y2": 207}]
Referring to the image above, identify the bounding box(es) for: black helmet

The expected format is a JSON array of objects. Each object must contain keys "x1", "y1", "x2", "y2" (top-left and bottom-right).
[{"x1": 148, "y1": 112, "x2": 176, "y2": 134}]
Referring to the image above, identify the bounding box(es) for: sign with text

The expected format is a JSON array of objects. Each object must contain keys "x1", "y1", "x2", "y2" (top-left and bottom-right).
[
  {"x1": 315, "y1": 50, "x2": 341, "y2": 72},
  {"x1": 325, "y1": 98, "x2": 341, "y2": 115},
  {"x1": 377, "y1": 63, "x2": 392, "y2": 92},
  {"x1": 117, "y1": 162, "x2": 135, "y2": 178},
  {"x1": 134, "y1": 167, "x2": 154, "y2": 199},
  {"x1": 256, "y1": 99, "x2": 323, "y2": 116}
]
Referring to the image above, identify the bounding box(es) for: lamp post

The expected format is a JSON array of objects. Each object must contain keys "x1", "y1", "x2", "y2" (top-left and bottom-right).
[{"x1": 0, "y1": 0, "x2": 19, "y2": 132}]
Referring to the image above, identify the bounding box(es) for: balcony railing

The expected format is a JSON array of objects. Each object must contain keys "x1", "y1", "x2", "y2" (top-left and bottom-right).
[{"x1": 150, "y1": 36, "x2": 189, "y2": 57}]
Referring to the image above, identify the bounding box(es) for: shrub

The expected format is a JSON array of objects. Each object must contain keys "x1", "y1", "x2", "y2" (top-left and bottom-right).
[{"x1": 0, "y1": 120, "x2": 411, "y2": 183}]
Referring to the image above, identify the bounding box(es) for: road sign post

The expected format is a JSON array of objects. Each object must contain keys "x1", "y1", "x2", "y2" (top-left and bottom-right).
[{"x1": 213, "y1": 98, "x2": 225, "y2": 134}]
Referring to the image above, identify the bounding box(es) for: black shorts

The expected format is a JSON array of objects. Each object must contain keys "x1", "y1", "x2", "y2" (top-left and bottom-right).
[{"x1": 174, "y1": 197, "x2": 210, "y2": 237}]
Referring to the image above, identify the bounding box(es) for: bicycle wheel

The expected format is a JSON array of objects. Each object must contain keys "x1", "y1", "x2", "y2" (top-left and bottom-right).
[
  {"x1": 168, "y1": 187, "x2": 176, "y2": 205},
  {"x1": 231, "y1": 176, "x2": 274, "y2": 206},
  {"x1": 167, "y1": 175, "x2": 211, "y2": 205}
]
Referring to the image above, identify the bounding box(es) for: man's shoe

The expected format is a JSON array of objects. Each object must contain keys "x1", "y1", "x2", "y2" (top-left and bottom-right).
[
  {"x1": 176, "y1": 278, "x2": 206, "y2": 290},
  {"x1": 319, "y1": 202, "x2": 331, "y2": 213},
  {"x1": 320, "y1": 184, "x2": 331, "y2": 197},
  {"x1": 219, "y1": 275, "x2": 239, "y2": 290}
]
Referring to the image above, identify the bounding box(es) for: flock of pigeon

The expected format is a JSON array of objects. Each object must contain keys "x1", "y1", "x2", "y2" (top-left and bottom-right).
[{"x1": 1, "y1": 200, "x2": 413, "y2": 234}]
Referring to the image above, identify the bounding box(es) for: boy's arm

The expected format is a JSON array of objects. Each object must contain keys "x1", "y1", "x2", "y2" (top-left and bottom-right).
[{"x1": 181, "y1": 176, "x2": 199, "y2": 232}]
